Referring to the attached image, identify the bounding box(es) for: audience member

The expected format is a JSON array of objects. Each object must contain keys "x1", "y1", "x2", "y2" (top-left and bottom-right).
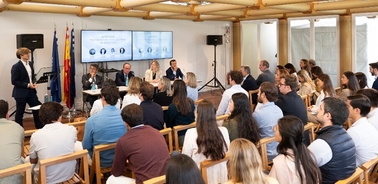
[
  {"x1": 311, "y1": 66, "x2": 324, "y2": 80},
  {"x1": 82, "y1": 63, "x2": 103, "y2": 107},
  {"x1": 276, "y1": 65, "x2": 284, "y2": 73},
  {"x1": 109, "y1": 104, "x2": 170, "y2": 184},
  {"x1": 165, "y1": 154, "x2": 205, "y2": 184},
  {"x1": 145, "y1": 60, "x2": 163, "y2": 83},
  {"x1": 185, "y1": 72, "x2": 198, "y2": 102},
  {"x1": 253, "y1": 82, "x2": 283, "y2": 160},
  {"x1": 0, "y1": 100, "x2": 24, "y2": 184},
  {"x1": 355, "y1": 72, "x2": 368, "y2": 89},
  {"x1": 346, "y1": 95, "x2": 378, "y2": 166},
  {"x1": 269, "y1": 116, "x2": 321, "y2": 184},
  {"x1": 216, "y1": 70, "x2": 248, "y2": 116},
  {"x1": 82, "y1": 86, "x2": 126, "y2": 167},
  {"x1": 299, "y1": 59, "x2": 312, "y2": 79},
  {"x1": 139, "y1": 82, "x2": 164, "y2": 130},
  {"x1": 28, "y1": 102, "x2": 78, "y2": 183},
  {"x1": 225, "y1": 138, "x2": 278, "y2": 184},
  {"x1": 275, "y1": 74, "x2": 309, "y2": 145},
  {"x1": 223, "y1": 93, "x2": 260, "y2": 144},
  {"x1": 256, "y1": 60, "x2": 275, "y2": 86},
  {"x1": 297, "y1": 70, "x2": 315, "y2": 96},
  {"x1": 338, "y1": 71, "x2": 360, "y2": 100},
  {"x1": 90, "y1": 79, "x2": 121, "y2": 116},
  {"x1": 369, "y1": 62, "x2": 378, "y2": 90},
  {"x1": 284, "y1": 63, "x2": 297, "y2": 76},
  {"x1": 274, "y1": 68, "x2": 288, "y2": 87},
  {"x1": 182, "y1": 100, "x2": 230, "y2": 184},
  {"x1": 166, "y1": 59, "x2": 183, "y2": 80},
  {"x1": 309, "y1": 59, "x2": 316, "y2": 68},
  {"x1": 240, "y1": 66, "x2": 258, "y2": 104},
  {"x1": 356, "y1": 89, "x2": 378, "y2": 131},
  {"x1": 308, "y1": 97, "x2": 356, "y2": 184},
  {"x1": 122, "y1": 77, "x2": 141, "y2": 107},
  {"x1": 153, "y1": 77, "x2": 173, "y2": 106}
]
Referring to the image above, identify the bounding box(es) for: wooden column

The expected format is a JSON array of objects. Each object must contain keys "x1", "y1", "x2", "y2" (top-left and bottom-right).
[
  {"x1": 339, "y1": 15, "x2": 352, "y2": 75},
  {"x1": 278, "y1": 18, "x2": 288, "y2": 65},
  {"x1": 232, "y1": 21, "x2": 241, "y2": 70}
]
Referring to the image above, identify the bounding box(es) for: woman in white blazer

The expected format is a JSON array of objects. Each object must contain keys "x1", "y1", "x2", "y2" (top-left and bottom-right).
[{"x1": 145, "y1": 60, "x2": 163, "y2": 82}]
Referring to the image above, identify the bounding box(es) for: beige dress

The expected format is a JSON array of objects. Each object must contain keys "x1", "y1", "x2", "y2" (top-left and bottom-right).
[{"x1": 297, "y1": 82, "x2": 314, "y2": 96}]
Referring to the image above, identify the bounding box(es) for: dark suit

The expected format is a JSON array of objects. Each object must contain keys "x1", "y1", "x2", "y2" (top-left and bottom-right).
[
  {"x1": 82, "y1": 73, "x2": 103, "y2": 106},
  {"x1": 242, "y1": 75, "x2": 258, "y2": 104},
  {"x1": 115, "y1": 70, "x2": 135, "y2": 99},
  {"x1": 11, "y1": 60, "x2": 43, "y2": 128},
  {"x1": 165, "y1": 67, "x2": 183, "y2": 81},
  {"x1": 256, "y1": 69, "x2": 275, "y2": 87}
]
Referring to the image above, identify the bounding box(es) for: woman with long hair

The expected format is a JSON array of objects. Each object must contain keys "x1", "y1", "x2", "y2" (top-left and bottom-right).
[
  {"x1": 182, "y1": 100, "x2": 230, "y2": 184},
  {"x1": 145, "y1": 60, "x2": 163, "y2": 83},
  {"x1": 165, "y1": 154, "x2": 205, "y2": 184},
  {"x1": 297, "y1": 70, "x2": 315, "y2": 96},
  {"x1": 153, "y1": 77, "x2": 173, "y2": 106},
  {"x1": 225, "y1": 138, "x2": 278, "y2": 184},
  {"x1": 269, "y1": 116, "x2": 321, "y2": 184},
  {"x1": 185, "y1": 72, "x2": 198, "y2": 101},
  {"x1": 122, "y1": 77, "x2": 141, "y2": 108},
  {"x1": 223, "y1": 93, "x2": 260, "y2": 144},
  {"x1": 284, "y1": 63, "x2": 297, "y2": 76},
  {"x1": 275, "y1": 68, "x2": 288, "y2": 86},
  {"x1": 355, "y1": 72, "x2": 368, "y2": 89},
  {"x1": 299, "y1": 59, "x2": 312, "y2": 78},
  {"x1": 311, "y1": 66, "x2": 324, "y2": 80},
  {"x1": 338, "y1": 71, "x2": 360, "y2": 100}
]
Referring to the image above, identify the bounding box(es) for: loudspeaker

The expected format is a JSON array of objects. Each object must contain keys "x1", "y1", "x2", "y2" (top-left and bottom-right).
[
  {"x1": 206, "y1": 35, "x2": 223, "y2": 45},
  {"x1": 16, "y1": 34, "x2": 44, "y2": 49}
]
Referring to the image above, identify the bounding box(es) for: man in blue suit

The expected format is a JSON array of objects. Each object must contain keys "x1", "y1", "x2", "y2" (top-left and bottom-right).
[{"x1": 11, "y1": 47, "x2": 43, "y2": 129}]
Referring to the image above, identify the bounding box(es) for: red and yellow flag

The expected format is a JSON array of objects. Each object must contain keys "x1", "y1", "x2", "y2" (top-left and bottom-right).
[{"x1": 63, "y1": 26, "x2": 72, "y2": 108}]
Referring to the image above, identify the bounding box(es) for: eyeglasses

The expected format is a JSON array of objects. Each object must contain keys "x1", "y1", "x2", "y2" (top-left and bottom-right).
[{"x1": 278, "y1": 83, "x2": 286, "y2": 87}]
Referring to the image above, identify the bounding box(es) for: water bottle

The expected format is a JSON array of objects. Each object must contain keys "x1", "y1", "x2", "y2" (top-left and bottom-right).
[
  {"x1": 125, "y1": 76, "x2": 129, "y2": 87},
  {"x1": 91, "y1": 82, "x2": 96, "y2": 91},
  {"x1": 44, "y1": 94, "x2": 49, "y2": 103}
]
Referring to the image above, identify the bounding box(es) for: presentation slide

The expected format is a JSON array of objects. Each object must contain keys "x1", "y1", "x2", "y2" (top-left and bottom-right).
[
  {"x1": 132, "y1": 31, "x2": 173, "y2": 60},
  {"x1": 81, "y1": 30, "x2": 132, "y2": 63}
]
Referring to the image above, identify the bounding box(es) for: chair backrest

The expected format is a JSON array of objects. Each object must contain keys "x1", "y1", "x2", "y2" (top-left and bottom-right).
[
  {"x1": 361, "y1": 155, "x2": 378, "y2": 184},
  {"x1": 248, "y1": 89, "x2": 259, "y2": 112},
  {"x1": 173, "y1": 122, "x2": 196, "y2": 151},
  {"x1": 258, "y1": 136, "x2": 276, "y2": 171},
  {"x1": 0, "y1": 163, "x2": 32, "y2": 184},
  {"x1": 200, "y1": 154, "x2": 229, "y2": 184},
  {"x1": 90, "y1": 143, "x2": 117, "y2": 184},
  {"x1": 304, "y1": 122, "x2": 318, "y2": 143},
  {"x1": 143, "y1": 175, "x2": 166, "y2": 184},
  {"x1": 159, "y1": 128, "x2": 173, "y2": 153},
  {"x1": 39, "y1": 150, "x2": 89, "y2": 184},
  {"x1": 301, "y1": 94, "x2": 309, "y2": 107},
  {"x1": 335, "y1": 167, "x2": 363, "y2": 184},
  {"x1": 195, "y1": 99, "x2": 204, "y2": 105}
]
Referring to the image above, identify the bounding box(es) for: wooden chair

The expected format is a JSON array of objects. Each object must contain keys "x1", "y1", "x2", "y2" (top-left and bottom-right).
[
  {"x1": 200, "y1": 154, "x2": 229, "y2": 184},
  {"x1": 307, "y1": 92, "x2": 314, "y2": 107},
  {"x1": 335, "y1": 167, "x2": 364, "y2": 184},
  {"x1": 0, "y1": 163, "x2": 32, "y2": 184},
  {"x1": 248, "y1": 89, "x2": 259, "y2": 112},
  {"x1": 258, "y1": 136, "x2": 276, "y2": 171},
  {"x1": 195, "y1": 99, "x2": 204, "y2": 105},
  {"x1": 143, "y1": 175, "x2": 165, "y2": 184},
  {"x1": 159, "y1": 128, "x2": 173, "y2": 153},
  {"x1": 90, "y1": 143, "x2": 117, "y2": 184},
  {"x1": 304, "y1": 122, "x2": 318, "y2": 143},
  {"x1": 301, "y1": 94, "x2": 310, "y2": 108},
  {"x1": 361, "y1": 156, "x2": 378, "y2": 184},
  {"x1": 173, "y1": 122, "x2": 196, "y2": 151},
  {"x1": 38, "y1": 150, "x2": 89, "y2": 184}
]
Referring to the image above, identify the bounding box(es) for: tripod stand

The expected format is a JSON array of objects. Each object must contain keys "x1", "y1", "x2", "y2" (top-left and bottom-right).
[{"x1": 198, "y1": 45, "x2": 225, "y2": 91}]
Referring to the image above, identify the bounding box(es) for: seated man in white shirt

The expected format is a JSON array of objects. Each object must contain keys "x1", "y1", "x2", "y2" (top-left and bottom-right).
[
  {"x1": 356, "y1": 89, "x2": 378, "y2": 131},
  {"x1": 346, "y1": 94, "x2": 378, "y2": 166},
  {"x1": 90, "y1": 79, "x2": 121, "y2": 116},
  {"x1": 216, "y1": 70, "x2": 248, "y2": 116}
]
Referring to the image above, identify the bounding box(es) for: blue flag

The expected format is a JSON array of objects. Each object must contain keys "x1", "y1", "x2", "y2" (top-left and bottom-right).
[
  {"x1": 69, "y1": 28, "x2": 76, "y2": 108},
  {"x1": 51, "y1": 30, "x2": 61, "y2": 102}
]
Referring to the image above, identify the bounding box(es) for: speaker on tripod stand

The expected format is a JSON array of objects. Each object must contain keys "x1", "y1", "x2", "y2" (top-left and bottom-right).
[{"x1": 198, "y1": 35, "x2": 225, "y2": 91}]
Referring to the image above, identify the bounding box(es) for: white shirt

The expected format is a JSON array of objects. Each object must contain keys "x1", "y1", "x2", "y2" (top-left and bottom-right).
[
  {"x1": 308, "y1": 137, "x2": 333, "y2": 167},
  {"x1": 216, "y1": 85, "x2": 248, "y2": 116},
  {"x1": 144, "y1": 69, "x2": 163, "y2": 82},
  {"x1": 90, "y1": 99, "x2": 121, "y2": 116},
  {"x1": 367, "y1": 108, "x2": 378, "y2": 132},
  {"x1": 21, "y1": 60, "x2": 32, "y2": 84},
  {"x1": 122, "y1": 94, "x2": 141, "y2": 108},
  {"x1": 311, "y1": 90, "x2": 327, "y2": 114},
  {"x1": 347, "y1": 117, "x2": 378, "y2": 166},
  {"x1": 29, "y1": 122, "x2": 77, "y2": 183}
]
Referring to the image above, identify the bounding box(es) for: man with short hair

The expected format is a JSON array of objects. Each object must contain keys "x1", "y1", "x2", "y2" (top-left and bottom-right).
[
  {"x1": 110, "y1": 104, "x2": 170, "y2": 184},
  {"x1": 309, "y1": 59, "x2": 316, "y2": 68},
  {"x1": 82, "y1": 86, "x2": 126, "y2": 167},
  {"x1": 369, "y1": 62, "x2": 378, "y2": 90},
  {"x1": 216, "y1": 70, "x2": 248, "y2": 116},
  {"x1": 82, "y1": 63, "x2": 103, "y2": 107},
  {"x1": 139, "y1": 82, "x2": 164, "y2": 130},
  {"x1": 356, "y1": 89, "x2": 378, "y2": 131},
  {"x1": 256, "y1": 60, "x2": 275, "y2": 86},
  {"x1": 90, "y1": 79, "x2": 121, "y2": 116},
  {"x1": 240, "y1": 65, "x2": 258, "y2": 104},
  {"x1": 165, "y1": 59, "x2": 183, "y2": 80},
  {"x1": 346, "y1": 94, "x2": 378, "y2": 166},
  {"x1": 275, "y1": 74, "x2": 309, "y2": 145},
  {"x1": 115, "y1": 62, "x2": 135, "y2": 86},
  {"x1": 0, "y1": 100, "x2": 24, "y2": 184},
  {"x1": 253, "y1": 82, "x2": 283, "y2": 160},
  {"x1": 308, "y1": 97, "x2": 356, "y2": 184}
]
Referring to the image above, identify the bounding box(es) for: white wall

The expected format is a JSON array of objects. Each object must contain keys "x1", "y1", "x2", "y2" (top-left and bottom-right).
[{"x1": 0, "y1": 11, "x2": 232, "y2": 112}]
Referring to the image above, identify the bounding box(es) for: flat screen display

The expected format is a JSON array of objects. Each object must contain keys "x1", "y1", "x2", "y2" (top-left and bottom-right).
[
  {"x1": 81, "y1": 30, "x2": 132, "y2": 63},
  {"x1": 132, "y1": 31, "x2": 173, "y2": 60}
]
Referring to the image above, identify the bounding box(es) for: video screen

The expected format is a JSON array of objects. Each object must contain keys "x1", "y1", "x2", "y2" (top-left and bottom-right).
[{"x1": 132, "y1": 31, "x2": 173, "y2": 60}]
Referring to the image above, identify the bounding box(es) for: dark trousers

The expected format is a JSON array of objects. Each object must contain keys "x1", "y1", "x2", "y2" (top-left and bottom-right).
[{"x1": 14, "y1": 90, "x2": 43, "y2": 129}]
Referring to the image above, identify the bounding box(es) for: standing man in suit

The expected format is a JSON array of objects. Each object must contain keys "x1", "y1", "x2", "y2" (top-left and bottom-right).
[
  {"x1": 115, "y1": 62, "x2": 135, "y2": 99},
  {"x1": 82, "y1": 63, "x2": 103, "y2": 107},
  {"x1": 369, "y1": 62, "x2": 378, "y2": 91},
  {"x1": 240, "y1": 65, "x2": 258, "y2": 104},
  {"x1": 165, "y1": 59, "x2": 183, "y2": 81},
  {"x1": 256, "y1": 60, "x2": 275, "y2": 86},
  {"x1": 11, "y1": 47, "x2": 43, "y2": 128}
]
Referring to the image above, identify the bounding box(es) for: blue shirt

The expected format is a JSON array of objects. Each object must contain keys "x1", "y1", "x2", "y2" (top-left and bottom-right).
[
  {"x1": 82, "y1": 105, "x2": 126, "y2": 167},
  {"x1": 186, "y1": 86, "x2": 198, "y2": 102},
  {"x1": 253, "y1": 102, "x2": 283, "y2": 160}
]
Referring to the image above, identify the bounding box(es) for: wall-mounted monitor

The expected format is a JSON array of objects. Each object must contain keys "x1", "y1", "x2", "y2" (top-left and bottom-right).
[
  {"x1": 81, "y1": 30, "x2": 132, "y2": 63},
  {"x1": 132, "y1": 31, "x2": 173, "y2": 60}
]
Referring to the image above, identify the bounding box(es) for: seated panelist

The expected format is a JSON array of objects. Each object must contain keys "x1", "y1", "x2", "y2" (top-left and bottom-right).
[{"x1": 82, "y1": 63, "x2": 102, "y2": 107}]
